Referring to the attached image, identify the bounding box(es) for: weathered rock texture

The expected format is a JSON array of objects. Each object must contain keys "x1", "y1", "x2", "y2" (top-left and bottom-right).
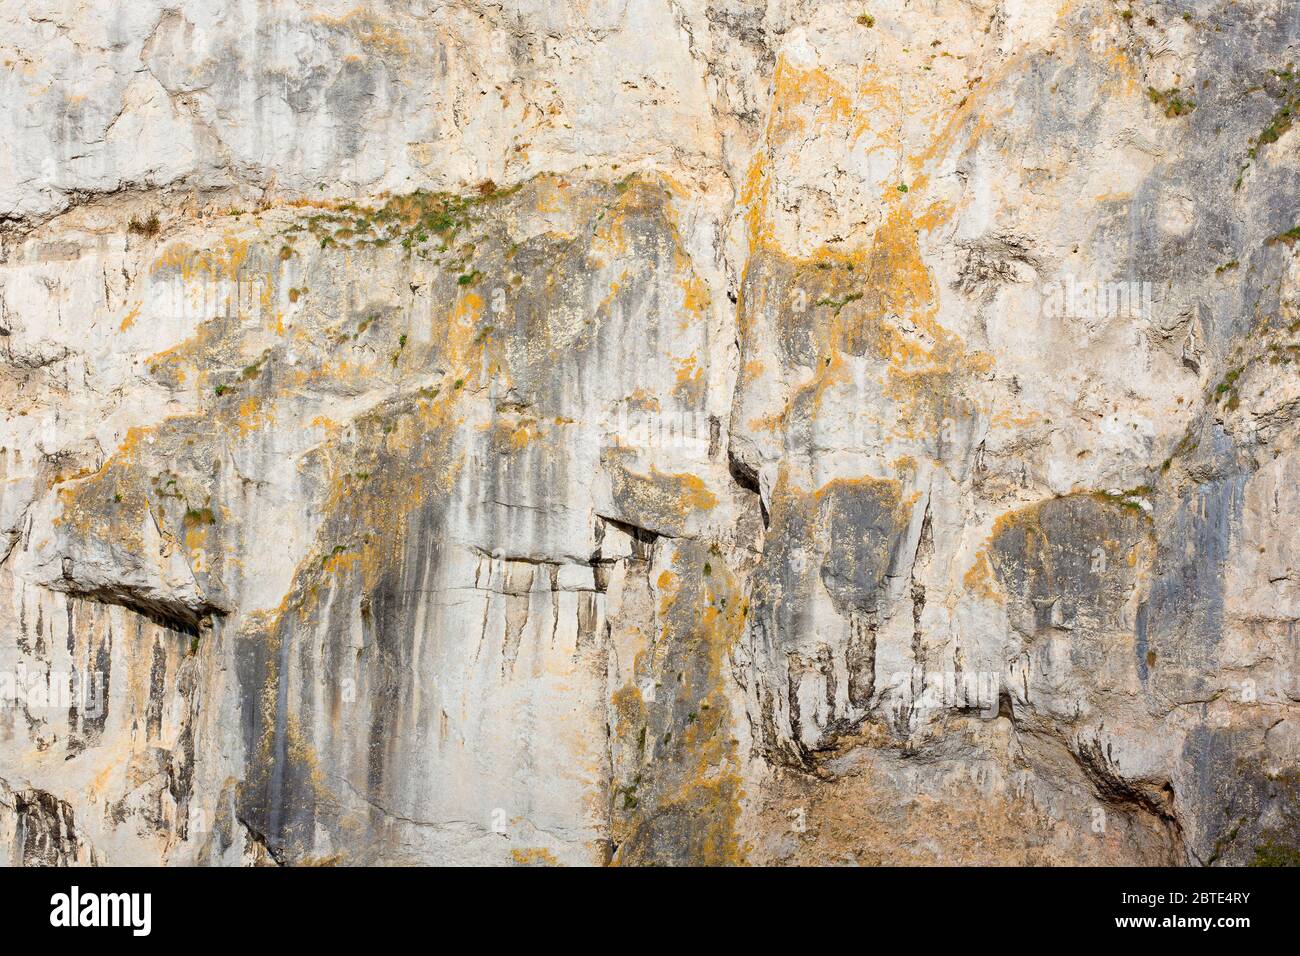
[{"x1": 1, "y1": 0, "x2": 1297, "y2": 866}]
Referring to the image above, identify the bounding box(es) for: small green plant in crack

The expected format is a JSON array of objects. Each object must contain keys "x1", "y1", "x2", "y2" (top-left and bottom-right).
[
  {"x1": 1147, "y1": 86, "x2": 1196, "y2": 118},
  {"x1": 1215, "y1": 366, "x2": 1244, "y2": 410},
  {"x1": 214, "y1": 384, "x2": 229, "y2": 397},
  {"x1": 152, "y1": 474, "x2": 182, "y2": 500},
  {"x1": 1216, "y1": 259, "x2": 1239, "y2": 274},
  {"x1": 817, "y1": 291, "x2": 864, "y2": 315},
  {"x1": 1091, "y1": 487, "x2": 1151, "y2": 514},
  {"x1": 457, "y1": 270, "x2": 481, "y2": 287},
  {"x1": 296, "y1": 183, "x2": 522, "y2": 257},
  {"x1": 1161, "y1": 427, "x2": 1200, "y2": 472},
  {"x1": 183, "y1": 506, "x2": 216, "y2": 527},
  {"x1": 1236, "y1": 64, "x2": 1300, "y2": 189}
]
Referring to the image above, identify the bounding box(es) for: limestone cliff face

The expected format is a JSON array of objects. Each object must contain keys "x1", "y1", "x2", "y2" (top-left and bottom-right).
[{"x1": 1, "y1": 0, "x2": 1297, "y2": 866}]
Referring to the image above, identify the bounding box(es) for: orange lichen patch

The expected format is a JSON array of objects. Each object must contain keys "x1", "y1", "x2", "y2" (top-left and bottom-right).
[
  {"x1": 737, "y1": 45, "x2": 1031, "y2": 455},
  {"x1": 604, "y1": 451, "x2": 721, "y2": 536},
  {"x1": 144, "y1": 316, "x2": 229, "y2": 389},
  {"x1": 679, "y1": 271, "x2": 710, "y2": 322},
  {"x1": 531, "y1": 176, "x2": 574, "y2": 216},
  {"x1": 589, "y1": 203, "x2": 630, "y2": 262},
  {"x1": 612, "y1": 683, "x2": 646, "y2": 741},
  {"x1": 312, "y1": 7, "x2": 410, "y2": 56},
  {"x1": 151, "y1": 235, "x2": 250, "y2": 284},
  {"x1": 1099, "y1": 39, "x2": 1143, "y2": 98},
  {"x1": 807, "y1": 472, "x2": 899, "y2": 505},
  {"x1": 740, "y1": 193, "x2": 991, "y2": 454},
  {"x1": 510, "y1": 847, "x2": 560, "y2": 866},
  {"x1": 624, "y1": 388, "x2": 661, "y2": 412},
  {"x1": 742, "y1": 56, "x2": 905, "y2": 252},
  {"x1": 489, "y1": 417, "x2": 538, "y2": 453},
  {"x1": 596, "y1": 268, "x2": 632, "y2": 314},
  {"x1": 672, "y1": 354, "x2": 705, "y2": 404},
  {"x1": 676, "y1": 473, "x2": 718, "y2": 511},
  {"x1": 767, "y1": 57, "x2": 892, "y2": 149},
  {"x1": 746, "y1": 411, "x2": 784, "y2": 434},
  {"x1": 119, "y1": 303, "x2": 141, "y2": 332},
  {"x1": 741, "y1": 152, "x2": 774, "y2": 252},
  {"x1": 183, "y1": 523, "x2": 209, "y2": 551},
  {"x1": 962, "y1": 550, "x2": 1003, "y2": 603},
  {"x1": 321, "y1": 548, "x2": 362, "y2": 575},
  {"x1": 674, "y1": 354, "x2": 700, "y2": 384},
  {"x1": 236, "y1": 396, "x2": 271, "y2": 437},
  {"x1": 988, "y1": 408, "x2": 1044, "y2": 429},
  {"x1": 443, "y1": 291, "x2": 484, "y2": 354},
  {"x1": 52, "y1": 425, "x2": 162, "y2": 550}
]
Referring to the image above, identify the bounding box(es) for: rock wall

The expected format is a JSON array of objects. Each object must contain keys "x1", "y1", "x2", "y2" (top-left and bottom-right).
[{"x1": 1, "y1": 0, "x2": 1297, "y2": 866}]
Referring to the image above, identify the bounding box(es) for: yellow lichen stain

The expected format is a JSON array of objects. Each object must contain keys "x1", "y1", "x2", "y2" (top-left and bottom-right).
[
  {"x1": 679, "y1": 272, "x2": 710, "y2": 321},
  {"x1": 666, "y1": 470, "x2": 718, "y2": 512},
  {"x1": 312, "y1": 7, "x2": 410, "y2": 56},
  {"x1": 510, "y1": 847, "x2": 560, "y2": 867},
  {"x1": 962, "y1": 550, "x2": 1003, "y2": 603},
  {"x1": 611, "y1": 683, "x2": 645, "y2": 741},
  {"x1": 119, "y1": 303, "x2": 141, "y2": 332},
  {"x1": 742, "y1": 193, "x2": 991, "y2": 454},
  {"x1": 672, "y1": 354, "x2": 705, "y2": 403},
  {"x1": 624, "y1": 389, "x2": 661, "y2": 412},
  {"x1": 236, "y1": 396, "x2": 271, "y2": 437},
  {"x1": 151, "y1": 235, "x2": 249, "y2": 284},
  {"x1": 321, "y1": 549, "x2": 361, "y2": 575},
  {"x1": 488, "y1": 416, "x2": 538, "y2": 452}
]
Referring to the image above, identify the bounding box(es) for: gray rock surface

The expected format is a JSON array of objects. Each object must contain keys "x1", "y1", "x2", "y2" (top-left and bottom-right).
[{"x1": 0, "y1": 0, "x2": 1296, "y2": 865}]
